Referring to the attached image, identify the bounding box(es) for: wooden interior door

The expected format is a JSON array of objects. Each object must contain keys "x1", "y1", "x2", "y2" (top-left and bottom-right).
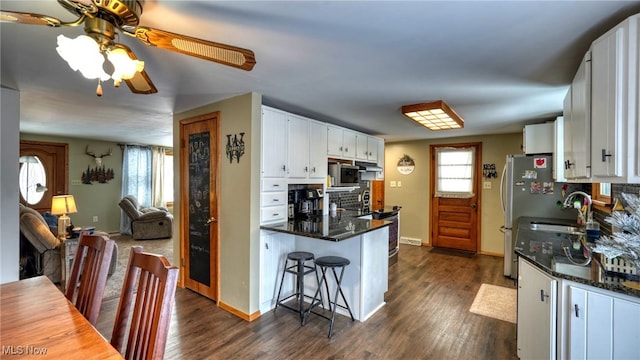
[
  {"x1": 430, "y1": 143, "x2": 481, "y2": 252},
  {"x1": 19, "y1": 140, "x2": 68, "y2": 213},
  {"x1": 180, "y1": 113, "x2": 220, "y2": 301},
  {"x1": 371, "y1": 180, "x2": 385, "y2": 211}
]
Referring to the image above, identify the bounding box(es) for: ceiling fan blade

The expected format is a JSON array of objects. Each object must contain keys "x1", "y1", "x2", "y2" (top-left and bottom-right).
[
  {"x1": 124, "y1": 69, "x2": 158, "y2": 94},
  {"x1": 134, "y1": 26, "x2": 256, "y2": 71},
  {"x1": 115, "y1": 44, "x2": 158, "y2": 94},
  {"x1": 0, "y1": 10, "x2": 62, "y2": 26}
]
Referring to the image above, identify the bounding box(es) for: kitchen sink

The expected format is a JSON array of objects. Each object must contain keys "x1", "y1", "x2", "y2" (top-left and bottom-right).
[
  {"x1": 530, "y1": 222, "x2": 583, "y2": 235},
  {"x1": 551, "y1": 256, "x2": 591, "y2": 280}
]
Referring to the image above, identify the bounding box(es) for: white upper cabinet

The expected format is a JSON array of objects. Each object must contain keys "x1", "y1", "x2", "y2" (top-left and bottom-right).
[
  {"x1": 590, "y1": 14, "x2": 640, "y2": 182},
  {"x1": 563, "y1": 51, "x2": 592, "y2": 180},
  {"x1": 308, "y1": 120, "x2": 328, "y2": 179},
  {"x1": 356, "y1": 133, "x2": 369, "y2": 160},
  {"x1": 342, "y1": 129, "x2": 357, "y2": 159},
  {"x1": 261, "y1": 107, "x2": 288, "y2": 178},
  {"x1": 327, "y1": 125, "x2": 356, "y2": 159},
  {"x1": 287, "y1": 115, "x2": 310, "y2": 179},
  {"x1": 367, "y1": 136, "x2": 379, "y2": 162},
  {"x1": 356, "y1": 135, "x2": 379, "y2": 162},
  {"x1": 564, "y1": 14, "x2": 640, "y2": 183},
  {"x1": 261, "y1": 106, "x2": 327, "y2": 184}
]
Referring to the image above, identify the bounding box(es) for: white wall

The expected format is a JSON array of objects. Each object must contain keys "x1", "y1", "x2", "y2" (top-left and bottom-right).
[{"x1": 1, "y1": 87, "x2": 20, "y2": 283}]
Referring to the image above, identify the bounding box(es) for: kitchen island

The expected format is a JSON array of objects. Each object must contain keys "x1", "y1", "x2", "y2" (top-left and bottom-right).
[{"x1": 259, "y1": 213, "x2": 391, "y2": 321}]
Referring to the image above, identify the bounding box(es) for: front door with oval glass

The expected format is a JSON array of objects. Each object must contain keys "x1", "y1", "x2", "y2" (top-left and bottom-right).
[{"x1": 19, "y1": 141, "x2": 68, "y2": 213}]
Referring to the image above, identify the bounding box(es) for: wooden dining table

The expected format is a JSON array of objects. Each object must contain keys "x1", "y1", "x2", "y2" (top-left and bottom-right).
[{"x1": 0, "y1": 276, "x2": 123, "y2": 359}]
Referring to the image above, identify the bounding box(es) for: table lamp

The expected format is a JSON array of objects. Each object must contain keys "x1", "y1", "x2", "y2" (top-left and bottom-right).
[{"x1": 51, "y1": 195, "x2": 77, "y2": 239}]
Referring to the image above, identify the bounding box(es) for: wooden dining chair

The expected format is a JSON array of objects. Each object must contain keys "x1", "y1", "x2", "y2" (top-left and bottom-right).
[
  {"x1": 110, "y1": 246, "x2": 179, "y2": 360},
  {"x1": 64, "y1": 233, "x2": 115, "y2": 325}
]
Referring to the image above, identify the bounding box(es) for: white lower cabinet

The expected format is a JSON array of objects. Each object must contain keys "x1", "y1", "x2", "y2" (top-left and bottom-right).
[
  {"x1": 561, "y1": 280, "x2": 640, "y2": 359},
  {"x1": 259, "y1": 230, "x2": 295, "y2": 314},
  {"x1": 517, "y1": 258, "x2": 557, "y2": 359}
]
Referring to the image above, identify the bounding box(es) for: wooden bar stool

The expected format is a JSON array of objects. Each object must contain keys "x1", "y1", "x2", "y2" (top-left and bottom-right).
[
  {"x1": 274, "y1": 251, "x2": 322, "y2": 325},
  {"x1": 306, "y1": 255, "x2": 355, "y2": 338}
]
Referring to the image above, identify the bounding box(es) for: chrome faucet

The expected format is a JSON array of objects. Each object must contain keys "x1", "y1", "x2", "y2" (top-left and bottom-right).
[{"x1": 562, "y1": 191, "x2": 592, "y2": 225}]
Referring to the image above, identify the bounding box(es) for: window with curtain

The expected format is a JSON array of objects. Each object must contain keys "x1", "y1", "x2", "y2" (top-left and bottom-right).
[
  {"x1": 120, "y1": 145, "x2": 152, "y2": 234},
  {"x1": 435, "y1": 147, "x2": 475, "y2": 198}
]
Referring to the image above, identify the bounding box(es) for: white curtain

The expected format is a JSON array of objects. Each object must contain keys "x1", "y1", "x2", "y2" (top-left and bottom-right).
[
  {"x1": 435, "y1": 147, "x2": 475, "y2": 198},
  {"x1": 152, "y1": 146, "x2": 166, "y2": 208},
  {"x1": 120, "y1": 145, "x2": 152, "y2": 234}
]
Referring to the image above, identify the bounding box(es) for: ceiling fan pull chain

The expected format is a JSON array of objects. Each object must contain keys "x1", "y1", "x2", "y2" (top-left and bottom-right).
[{"x1": 96, "y1": 79, "x2": 103, "y2": 97}]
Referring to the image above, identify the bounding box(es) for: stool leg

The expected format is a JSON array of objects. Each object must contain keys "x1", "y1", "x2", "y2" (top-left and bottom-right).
[
  {"x1": 333, "y1": 267, "x2": 355, "y2": 321},
  {"x1": 274, "y1": 258, "x2": 290, "y2": 314},
  {"x1": 327, "y1": 266, "x2": 354, "y2": 338},
  {"x1": 296, "y1": 259, "x2": 305, "y2": 325},
  {"x1": 303, "y1": 265, "x2": 325, "y2": 326}
]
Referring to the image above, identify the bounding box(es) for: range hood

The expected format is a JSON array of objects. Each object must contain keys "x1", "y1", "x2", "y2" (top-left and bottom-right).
[{"x1": 355, "y1": 161, "x2": 383, "y2": 172}]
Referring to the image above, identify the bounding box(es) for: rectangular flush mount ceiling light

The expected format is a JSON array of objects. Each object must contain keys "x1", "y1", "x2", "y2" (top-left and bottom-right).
[{"x1": 401, "y1": 100, "x2": 464, "y2": 130}]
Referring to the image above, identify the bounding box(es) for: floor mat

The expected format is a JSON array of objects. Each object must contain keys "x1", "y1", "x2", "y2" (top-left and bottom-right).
[{"x1": 469, "y1": 283, "x2": 517, "y2": 324}]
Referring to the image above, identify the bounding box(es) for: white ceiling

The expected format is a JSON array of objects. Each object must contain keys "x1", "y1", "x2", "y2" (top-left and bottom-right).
[{"x1": 2, "y1": 1, "x2": 640, "y2": 147}]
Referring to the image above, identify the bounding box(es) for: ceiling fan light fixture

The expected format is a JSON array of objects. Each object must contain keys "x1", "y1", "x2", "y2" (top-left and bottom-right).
[
  {"x1": 56, "y1": 34, "x2": 110, "y2": 81},
  {"x1": 107, "y1": 47, "x2": 144, "y2": 82},
  {"x1": 401, "y1": 100, "x2": 464, "y2": 131}
]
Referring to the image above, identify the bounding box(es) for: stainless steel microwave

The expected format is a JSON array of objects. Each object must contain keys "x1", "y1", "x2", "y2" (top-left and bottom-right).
[{"x1": 328, "y1": 163, "x2": 360, "y2": 186}]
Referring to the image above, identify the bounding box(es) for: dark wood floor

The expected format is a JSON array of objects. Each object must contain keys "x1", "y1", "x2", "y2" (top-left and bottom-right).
[{"x1": 96, "y1": 244, "x2": 517, "y2": 359}]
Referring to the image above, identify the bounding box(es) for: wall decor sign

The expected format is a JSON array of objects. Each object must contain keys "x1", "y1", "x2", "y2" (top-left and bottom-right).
[
  {"x1": 82, "y1": 165, "x2": 115, "y2": 184},
  {"x1": 225, "y1": 132, "x2": 245, "y2": 163},
  {"x1": 397, "y1": 154, "x2": 415, "y2": 175}
]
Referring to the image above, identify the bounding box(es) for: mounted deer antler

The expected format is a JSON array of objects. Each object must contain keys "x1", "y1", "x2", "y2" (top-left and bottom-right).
[{"x1": 85, "y1": 145, "x2": 112, "y2": 166}]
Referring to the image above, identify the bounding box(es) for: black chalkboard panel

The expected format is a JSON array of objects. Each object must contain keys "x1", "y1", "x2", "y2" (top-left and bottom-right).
[{"x1": 188, "y1": 132, "x2": 211, "y2": 286}]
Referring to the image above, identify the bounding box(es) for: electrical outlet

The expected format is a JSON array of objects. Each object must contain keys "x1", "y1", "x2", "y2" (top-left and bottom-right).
[
  {"x1": 397, "y1": 181, "x2": 402, "y2": 187},
  {"x1": 483, "y1": 181, "x2": 492, "y2": 189},
  {"x1": 92, "y1": 216, "x2": 98, "y2": 222},
  {"x1": 71, "y1": 179, "x2": 82, "y2": 185}
]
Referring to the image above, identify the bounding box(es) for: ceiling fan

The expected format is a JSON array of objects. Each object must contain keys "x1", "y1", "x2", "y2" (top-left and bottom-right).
[{"x1": 1, "y1": 0, "x2": 257, "y2": 95}]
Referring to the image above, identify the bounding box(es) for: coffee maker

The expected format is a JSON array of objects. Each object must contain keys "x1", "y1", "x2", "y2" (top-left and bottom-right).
[{"x1": 290, "y1": 188, "x2": 323, "y2": 218}]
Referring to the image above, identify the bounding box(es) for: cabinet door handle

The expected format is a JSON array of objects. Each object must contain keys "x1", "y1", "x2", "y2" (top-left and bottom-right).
[
  {"x1": 304, "y1": 166, "x2": 308, "y2": 172},
  {"x1": 540, "y1": 289, "x2": 549, "y2": 302},
  {"x1": 273, "y1": 199, "x2": 279, "y2": 202},
  {"x1": 281, "y1": 165, "x2": 286, "y2": 171},
  {"x1": 564, "y1": 160, "x2": 574, "y2": 170},
  {"x1": 574, "y1": 304, "x2": 580, "y2": 318},
  {"x1": 312, "y1": 166, "x2": 316, "y2": 173},
  {"x1": 601, "y1": 149, "x2": 613, "y2": 162}
]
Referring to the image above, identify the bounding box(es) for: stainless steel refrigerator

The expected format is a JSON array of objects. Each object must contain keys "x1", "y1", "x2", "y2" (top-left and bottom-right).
[{"x1": 500, "y1": 154, "x2": 574, "y2": 278}]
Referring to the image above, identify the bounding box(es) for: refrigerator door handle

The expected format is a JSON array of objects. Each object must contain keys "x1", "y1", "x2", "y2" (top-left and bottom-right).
[{"x1": 499, "y1": 163, "x2": 507, "y2": 214}]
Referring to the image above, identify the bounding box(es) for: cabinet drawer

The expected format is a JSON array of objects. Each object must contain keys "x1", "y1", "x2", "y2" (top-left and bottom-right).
[
  {"x1": 262, "y1": 179, "x2": 286, "y2": 192},
  {"x1": 261, "y1": 192, "x2": 287, "y2": 207},
  {"x1": 261, "y1": 205, "x2": 288, "y2": 223}
]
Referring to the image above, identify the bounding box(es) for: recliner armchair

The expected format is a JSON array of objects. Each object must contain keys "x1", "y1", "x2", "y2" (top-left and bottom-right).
[
  {"x1": 19, "y1": 204, "x2": 62, "y2": 283},
  {"x1": 118, "y1": 195, "x2": 173, "y2": 240},
  {"x1": 19, "y1": 204, "x2": 119, "y2": 283}
]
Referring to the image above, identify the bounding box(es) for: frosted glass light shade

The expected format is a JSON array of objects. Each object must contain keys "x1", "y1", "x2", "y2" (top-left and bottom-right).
[
  {"x1": 56, "y1": 34, "x2": 110, "y2": 81},
  {"x1": 107, "y1": 48, "x2": 144, "y2": 82}
]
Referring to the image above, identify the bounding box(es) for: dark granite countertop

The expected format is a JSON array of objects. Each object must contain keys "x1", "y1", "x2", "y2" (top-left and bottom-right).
[
  {"x1": 514, "y1": 216, "x2": 640, "y2": 299},
  {"x1": 260, "y1": 210, "x2": 391, "y2": 241}
]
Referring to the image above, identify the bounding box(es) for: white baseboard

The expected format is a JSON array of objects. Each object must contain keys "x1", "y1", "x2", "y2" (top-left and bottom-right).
[{"x1": 400, "y1": 237, "x2": 422, "y2": 246}]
